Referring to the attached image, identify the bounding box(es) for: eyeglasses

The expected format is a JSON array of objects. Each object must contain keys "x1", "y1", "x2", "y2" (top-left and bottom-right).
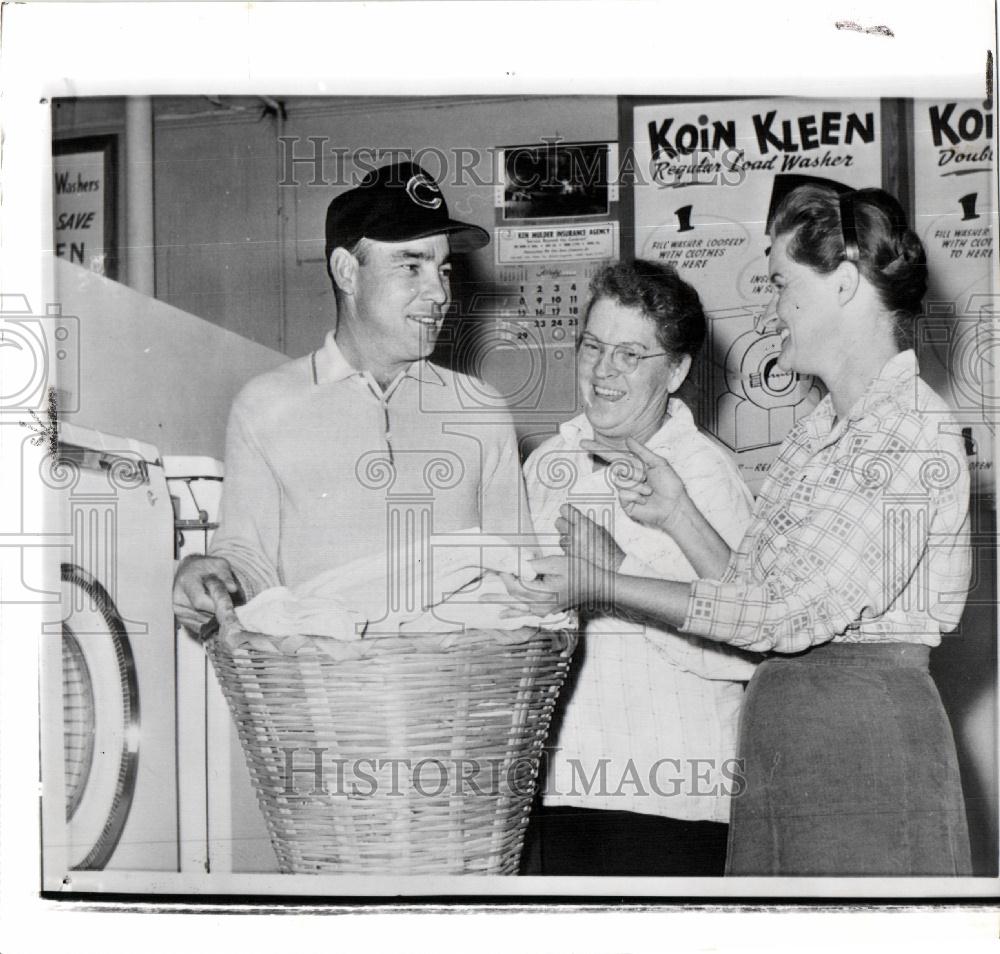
[{"x1": 577, "y1": 334, "x2": 670, "y2": 374}]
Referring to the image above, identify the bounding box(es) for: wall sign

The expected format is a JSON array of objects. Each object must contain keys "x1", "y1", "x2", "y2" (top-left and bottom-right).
[
  {"x1": 629, "y1": 98, "x2": 883, "y2": 490},
  {"x1": 53, "y1": 135, "x2": 118, "y2": 279},
  {"x1": 913, "y1": 98, "x2": 996, "y2": 495}
]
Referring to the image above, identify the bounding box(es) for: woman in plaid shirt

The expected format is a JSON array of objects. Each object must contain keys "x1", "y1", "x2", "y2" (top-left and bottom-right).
[{"x1": 520, "y1": 180, "x2": 973, "y2": 876}]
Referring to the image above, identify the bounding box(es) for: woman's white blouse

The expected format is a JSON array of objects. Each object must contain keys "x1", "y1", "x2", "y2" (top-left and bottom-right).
[{"x1": 524, "y1": 399, "x2": 758, "y2": 821}]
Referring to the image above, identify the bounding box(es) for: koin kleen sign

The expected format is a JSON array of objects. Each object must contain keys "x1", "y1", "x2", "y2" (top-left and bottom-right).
[
  {"x1": 632, "y1": 98, "x2": 882, "y2": 313},
  {"x1": 929, "y1": 102, "x2": 995, "y2": 170},
  {"x1": 913, "y1": 98, "x2": 996, "y2": 495},
  {"x1": 632, "y1": 98, "x2": 882, "y2": 489},
  {"x1": 645, "y1": 104, "x2": 877, "y2": 189}
]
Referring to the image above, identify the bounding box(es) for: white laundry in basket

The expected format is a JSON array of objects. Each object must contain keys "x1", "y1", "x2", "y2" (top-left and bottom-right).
[{"x1": 234, "y1": 528, "x2": 567, "y2": 640}]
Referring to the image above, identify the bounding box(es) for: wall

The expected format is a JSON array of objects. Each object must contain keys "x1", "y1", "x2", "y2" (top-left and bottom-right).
[
  {"x1": 930, "y1": 500, "x2": 999, "y2": 876},
  {"x1": 153, "y1": 101, "x2": 284, "y2": 349},
  {"x1": 54, "y1": 256, "x2": 285, "y2": 459},
  {"x1": 54, "y1": 95, "x2": 618, "y2": 358},
  {"x1": 148, "y1": 95, "x2": 618, "y2": 357}
]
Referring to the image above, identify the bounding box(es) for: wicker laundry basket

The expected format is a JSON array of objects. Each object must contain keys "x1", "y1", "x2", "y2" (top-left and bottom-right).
[{"x1": 201, "y1": 577, "x2": 577, "y2": 875}]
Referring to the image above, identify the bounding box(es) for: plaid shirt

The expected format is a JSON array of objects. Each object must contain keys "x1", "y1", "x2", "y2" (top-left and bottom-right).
[{"x1": 682, "y1": 351, "x2": 971, "y2": 654}]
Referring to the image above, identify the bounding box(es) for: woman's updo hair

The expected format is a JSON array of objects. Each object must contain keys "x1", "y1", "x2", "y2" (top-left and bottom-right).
[
  {"x1": 586, "y1": 259, "x2": 707, "y2": 360},
  {"x1": 769, "y1": 184, "x2": 927, "y2": 347}
]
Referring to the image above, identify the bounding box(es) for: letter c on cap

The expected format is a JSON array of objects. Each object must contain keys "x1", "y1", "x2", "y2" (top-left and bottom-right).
[{"x1": 406, "y1": 173, "x2": 443, "y2": 210}]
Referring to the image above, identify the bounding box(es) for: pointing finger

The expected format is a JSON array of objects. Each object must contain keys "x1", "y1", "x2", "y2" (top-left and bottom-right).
[{"x1": 624, "y1": 436, "x2": 665, "y2": 465}]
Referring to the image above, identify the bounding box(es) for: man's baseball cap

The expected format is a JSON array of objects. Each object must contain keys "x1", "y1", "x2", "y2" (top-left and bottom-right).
[{"x1": 325, "y1": 161, "x2": 490, "y2": 269}]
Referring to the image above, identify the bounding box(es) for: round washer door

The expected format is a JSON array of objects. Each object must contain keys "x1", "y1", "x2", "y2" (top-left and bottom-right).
[{"x1": 61, "y1": 563, "x2": 140, "y2": 871}]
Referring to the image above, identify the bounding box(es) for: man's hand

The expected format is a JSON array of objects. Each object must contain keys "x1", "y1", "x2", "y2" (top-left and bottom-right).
[
  {"x1": 172, "y1": 555, "x2": 242, "y2": 634},
  {"x1": 556, "y1": 503, "x2": 625, "y2": 571},
  {"x1": 580, "y1": 436, "x2": 690, "y2": 535}
]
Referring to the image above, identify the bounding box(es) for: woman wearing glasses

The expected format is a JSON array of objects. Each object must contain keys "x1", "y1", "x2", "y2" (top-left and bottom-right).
[
  {"x1": 524, "y1": 182, "x2": 973, "y2": 876},
  {"x1": 519, "y1": 260, "x2": 758, "y2": 876}
]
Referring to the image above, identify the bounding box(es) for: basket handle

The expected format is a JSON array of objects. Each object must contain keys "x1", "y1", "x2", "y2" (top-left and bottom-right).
[{"x1": 198, "y1": 574, "x2": 241, "y2": 641}]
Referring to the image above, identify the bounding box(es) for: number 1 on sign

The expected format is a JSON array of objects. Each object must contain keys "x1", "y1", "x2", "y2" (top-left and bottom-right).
[{"x1": 676, "y1": 205, "x2": 695, "y2": 233}]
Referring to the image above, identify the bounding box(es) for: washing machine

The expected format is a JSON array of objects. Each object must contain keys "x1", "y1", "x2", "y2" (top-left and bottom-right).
[
  {"x1": 702, "y1": 306, "x2": 824, "y2": 454},
  {"x1": 165, "y1": 454, "x2": 225, "y2": 874},
  {"x1": 165, "y1": 455, "x2": 275, "y2": 874},
  {"x1": 41, "y1": 422, "x2": 179, "y2": 880}
]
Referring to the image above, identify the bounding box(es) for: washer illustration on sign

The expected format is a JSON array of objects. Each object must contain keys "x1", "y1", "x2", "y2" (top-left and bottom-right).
[{"x1": 702, "y1": 306, "x2": 824, "y2": 453}]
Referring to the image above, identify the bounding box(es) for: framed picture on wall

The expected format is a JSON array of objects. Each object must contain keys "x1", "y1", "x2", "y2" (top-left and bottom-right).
[
  {"x1": 500, "y1": 141, "x2": 613, "y2": 220},
  {"x1": 52, "y1": 134, "x2": 118, "y2": 280}
]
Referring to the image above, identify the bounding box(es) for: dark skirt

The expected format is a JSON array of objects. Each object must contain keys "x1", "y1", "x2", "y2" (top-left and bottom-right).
[
  {"x1": 520, "y1": 805, "x2": 729, "y2": 876},
  {"x1": 727, "y1": 641, "x2": 971, "y2": 876}
]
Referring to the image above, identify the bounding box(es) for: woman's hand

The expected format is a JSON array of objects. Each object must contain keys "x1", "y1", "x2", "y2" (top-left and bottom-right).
[
  {"x1": 526, "y1": 550, "x2": 615, "y2": 614},
  {"x1": 495, "y1": 569, "x2": 565, "y2": 618},
  {"x1": 580, "y1": 436, "x2": 690, "y2": 535},
  {"x1": 496, "y1": 550, "x2": 614, "y2": 616},
  {"x1": 556, "y1": 503, "x2": 625, "y2": 571},
  {"x1": 493, "y1": 508, "x2": 620, "y2": 617}
]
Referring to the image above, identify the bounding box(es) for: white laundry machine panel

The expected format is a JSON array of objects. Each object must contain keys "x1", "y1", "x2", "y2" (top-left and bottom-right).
[
  {"x1": 43, "y1": 423, "x2": 179, "y2": 879},
  {"x1": 167, "y1": 454, "x2": 224, "y2": 874},
  {"x1": 165, "y1": 455, "x2": 276, "y2": 874}
]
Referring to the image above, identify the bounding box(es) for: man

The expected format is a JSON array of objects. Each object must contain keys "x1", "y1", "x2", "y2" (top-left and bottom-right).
[{"x1": 174, "y1": 161, "x2": 528, "y2": 630}]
